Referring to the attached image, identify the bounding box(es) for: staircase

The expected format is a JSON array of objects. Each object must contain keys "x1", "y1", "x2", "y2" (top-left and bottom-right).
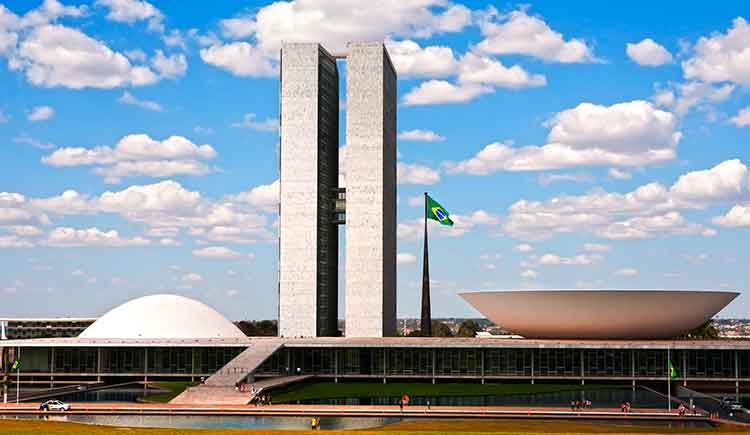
[{"x1": 171, "y1": 338, "x2": 284, "y2": 405}]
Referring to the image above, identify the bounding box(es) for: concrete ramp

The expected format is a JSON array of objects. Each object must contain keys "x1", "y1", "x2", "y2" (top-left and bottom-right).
[
  {"x1": 205, "y1": 338, "x2": 284, "y2": 386},
  {"x1": 172, "y1": 338, "x2": 284, "y2": 405}
]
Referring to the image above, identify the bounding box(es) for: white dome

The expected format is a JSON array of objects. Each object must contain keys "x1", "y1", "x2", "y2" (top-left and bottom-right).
[{"x1": 79, "y1": 294, "x2": 245, "y2": 339}]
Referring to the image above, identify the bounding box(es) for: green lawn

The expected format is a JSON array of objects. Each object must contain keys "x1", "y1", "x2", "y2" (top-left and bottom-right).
[
  {"x1": 139, "y1": 381, "x2": 197, "y2": 403},
  {"x1": 0, "y1": 418, "x2": 745, "y2": 435},
  {"x1": 271, "y1": 381, "x2": 618, "y2": 403}
]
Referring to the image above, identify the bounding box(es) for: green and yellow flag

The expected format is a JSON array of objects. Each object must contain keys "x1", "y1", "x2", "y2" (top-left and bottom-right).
[
  {"x1": 668, "y1": 360, "x2": 678, "y2": 379},
  {"x1": 10, "y1": 360, "x2": 20, "y2": 372},
  {"x1": 426, "y1": 195, "x2": 453, "y2": 226}
]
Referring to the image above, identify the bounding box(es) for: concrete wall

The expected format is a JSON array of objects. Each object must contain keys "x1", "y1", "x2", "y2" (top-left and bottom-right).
[
  {"x1": 279, "y1": 43, "x2": 339, "y2": 337},
  {"x1": 345, "y1": 42, "x2": 397, "y2": 337}
]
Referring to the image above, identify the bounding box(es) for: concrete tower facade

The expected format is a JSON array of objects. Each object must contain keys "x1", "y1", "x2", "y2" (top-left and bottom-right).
[
  {"x1": 278, "y1": 43, "x2": 340, "y2": 338},
  {"x1": 344, "y1": 42, "x2": 397, "y2": 337}
]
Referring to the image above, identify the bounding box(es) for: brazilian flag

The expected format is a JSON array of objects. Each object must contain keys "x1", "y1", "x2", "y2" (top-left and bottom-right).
[
  {"x1": 668, "y1": 360, "x2": 678, "y2": 379},
  {"x1": 426, "y1": 195, "x2": 453, "y2": 226},
  {"x1": 10, "y1": 360, "x2": 20, "y2": 372}
]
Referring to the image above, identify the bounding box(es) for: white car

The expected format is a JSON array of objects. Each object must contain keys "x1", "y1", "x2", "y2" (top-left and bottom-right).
[{"x1": 39, "y1": 400, "x2": 70, "y2": 411}]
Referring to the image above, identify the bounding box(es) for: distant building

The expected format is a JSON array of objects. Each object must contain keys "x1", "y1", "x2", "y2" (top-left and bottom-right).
[{"x1": 0, "y1": 318, "x2": 95, "y2": 340}]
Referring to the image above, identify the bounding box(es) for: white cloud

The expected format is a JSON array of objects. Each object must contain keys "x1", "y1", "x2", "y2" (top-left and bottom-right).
[
  {"x1": 124, "y1": 49, "x2": 147, "y2": 62},
  {"x1": 683, "y1": 17, "x2": 750, "y2": 85},
  {"x1": 407, "y1": 196, "x2": 423, "y2": 207},
  {"x1": 626, "y1": 38, "x2": 672, "y2": 66},
  {"x1": 535, "y1": 253, "x2": 602, "y2": 266},
  {"x1": 397, "y1": 162, "x2": 440, "y2": 185},
  {"x1": 476, "y1": 8, "x2": 595, "y2": 63},
  {"x1": 192, "y1": 246, "x2": 240, "y2": 259},
  {"x1": 608, "y1": 168, "x2": 632, "y2": 180},
  {"x1": 614, "y1": 267, "x2": 639, "y2": 277},
  {"x1": 730, "y1": 107, "x2": 750, "y2": 127},
  {"x1": 231, "y1": 113, "x2": 278, "y2": 132},
  {"x1": 159, "y1": 237, "x2": 180, "y2": 246},
  {"x1": 45, "y1": 227, "x2": 150, "y2": 247},
  {"x1": 193, "y1": 126, "x2": 214, "y2": 135},
  {"x1": 447, "y1": 100, "x2": 680, "y2": 174},
  {"x1": 402, "y1": 80, "x2": 493, "y2": 106},
  {"x1": 582, "y1": 243, "x2": 610, "y2": 253},
  {"x1": 151, "y1": 50, "x2": 187, "y2": 78},
  {"x1": 27, "y1": 105, "x2": 54, "y2": 121},
  {"x1": 13, "y1": 135, "x2": 54, "y2": 150},
  {"x1": 520, "y1": 269, "x2": 538, "y2": 279},
  {"x1": 5, "y1": 225, "x2": 43, "y2": 237},
  {"x1": 537, "y1": 172, "x2": 593, "y2": 186},
  {"x1": 12, "y1": 24, "x2": 159, "y2": 89},
  {"x1": 42, "y1": 134, "x2": 216, "y2": 182},
  {"x1": 652, "y1": 81, "x2": 734, "y2": 115},
  {"x1": 96, "y1": 0, "x2": 163, "y2": 31},
  {"x1": 181, "y1": 272, "x2": 202, "y2": 282},
  {"x1": 200, "y1": 42, "x2": 277, "y2": 77},
  {"x1": 118, "y1": 91, "x2": 163, "y2": 111},
  {"x1": 401, "y1": 51, "x2": 546, "y2": 106},
  {"x1": 397, "y1": 252, "x2": 417, "y2": 265},
  {"x1": 218, "y1": 0, "x2": 471, "y2": 56},
  {"x1": 386, "y1": 39, "x2": 458, "y2": 78},
  {"x1": 0, "y1": 235, "x2": 34, "y2": 248},
  {"x1": 670, "y1": 159, "x2": 748, "y2": 203},
  {"x1": 16, "y1": 0, "x2": 87, "y2": 28},
  {"x1": 398, "y1": 209, "x2": 500, "y2": 240},
  {"x1": 713, "y1": 204, "x2": 750, "y2": 228},
  {"x1": 398, "y1": 129, "x2": 445, "y2": 142},
  {"x1": 230, "y1": 179, "x2": 279, "y2": 213},
  {"x1": 0, "y1": 110, "x2": 9, "y2": 123},
  {"x1": 505, "y1": 159, "x2": 746, "y2": 240},
  {"x1": 514, "y1": 243, "x2": 533, "y2": 253},
  {"x1": 5, "y1": 180, "x2": 278, "y2": 247},
  {"x1": 457, "y1": 52, "x2": 546, "y2": 89}
]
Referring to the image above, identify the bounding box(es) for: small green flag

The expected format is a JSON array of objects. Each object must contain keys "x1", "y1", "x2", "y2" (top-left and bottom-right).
[
  {"x1": 426, "y1": 195, "x2": 453, "y2": 226},
  {"x1": 668, "y1": 360, "x2": 678, "y2": 379},
  {"x1": 10, "y1": 360, "x2": 20, "y2": 372}
]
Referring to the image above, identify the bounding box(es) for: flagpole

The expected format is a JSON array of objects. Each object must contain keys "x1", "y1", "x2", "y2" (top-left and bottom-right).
[
  {"x1": 421, "y1": 192, "x2": 431, "y2": 337},
  {"x1": 16, "y1": 346, "x2": 20, "y2": 404}
]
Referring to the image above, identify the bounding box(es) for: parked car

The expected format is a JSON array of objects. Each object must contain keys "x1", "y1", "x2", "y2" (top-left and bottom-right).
[{"x1": 39, "y1": 400, "x2": 70, "y2": 411}]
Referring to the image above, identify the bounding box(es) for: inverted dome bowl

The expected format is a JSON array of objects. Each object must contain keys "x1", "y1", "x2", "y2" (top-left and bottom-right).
[{"x1": 459, "y1": 290, "x2": 738, "y2": 339}]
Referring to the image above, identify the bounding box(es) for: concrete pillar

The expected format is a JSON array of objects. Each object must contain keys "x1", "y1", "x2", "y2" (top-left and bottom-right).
[
  {"x1": 190, "y1": 348, "x2": 195, "y2": 382},
  {"x1": 530, "y1": 349, "x2": 534, "y2": 385},
  {"x1": 143, "y1": 349, "x2": 148, "y2": 397},
  {"x1": 631, "y1": 349, "x2": 636, "y2": 390},
  {"x1": 736, "y1": 350, "x2": 740, "y2": 402},
  {"x1": 480, "y1": 349, "x2": 485, "y2": 385},
  {"x1": 382, "y1": 349, "x2": 387, "y2": 384},
  {"x1": 50, "y1": 347, "x2": 55, "y2": 388},
  {"x1": 432, "y1": 349, "x2": 436, "y2": 384},
  {"x1": 580, "y1": 349, "x2": 585, "y2": 385},
  {"x1": 683, "y1": 350, "x2": 688, "y2": 387}
]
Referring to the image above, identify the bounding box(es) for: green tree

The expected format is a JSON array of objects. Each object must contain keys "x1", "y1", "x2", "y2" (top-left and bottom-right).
[
  {"x1": 684, "y1": 321, "x2": 720, "y2": 339},
  {"x1": 457, "y1": 319, "x2": 480, "y2": 337},
  {"x1": 431, "y1": 320, "x2": 453, "y2": 337}
]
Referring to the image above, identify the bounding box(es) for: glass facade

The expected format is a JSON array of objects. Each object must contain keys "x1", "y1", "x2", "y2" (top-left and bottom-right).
[
  {"x1": 255, "y1": 346, "x2": 750, "y2": 381},
  {"x1": 315, "y1": 47, "x2": 340, "y2": 338},
  {"x1": 6, "y1": 345, "x2": 750, "y2": 384},
  {"x1": 6, "y1": 347, "x2": 243, "y2": 376}
]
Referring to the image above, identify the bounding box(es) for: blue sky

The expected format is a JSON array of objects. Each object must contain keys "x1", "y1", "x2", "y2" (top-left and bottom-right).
[{"x1": 1, "y1": 0, "x2": 749, "y2": 321}]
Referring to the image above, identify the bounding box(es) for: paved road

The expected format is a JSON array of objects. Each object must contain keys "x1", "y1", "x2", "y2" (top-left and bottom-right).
[{"x1": 0, "y1": 402, "x2": 715, "y2": 422}]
